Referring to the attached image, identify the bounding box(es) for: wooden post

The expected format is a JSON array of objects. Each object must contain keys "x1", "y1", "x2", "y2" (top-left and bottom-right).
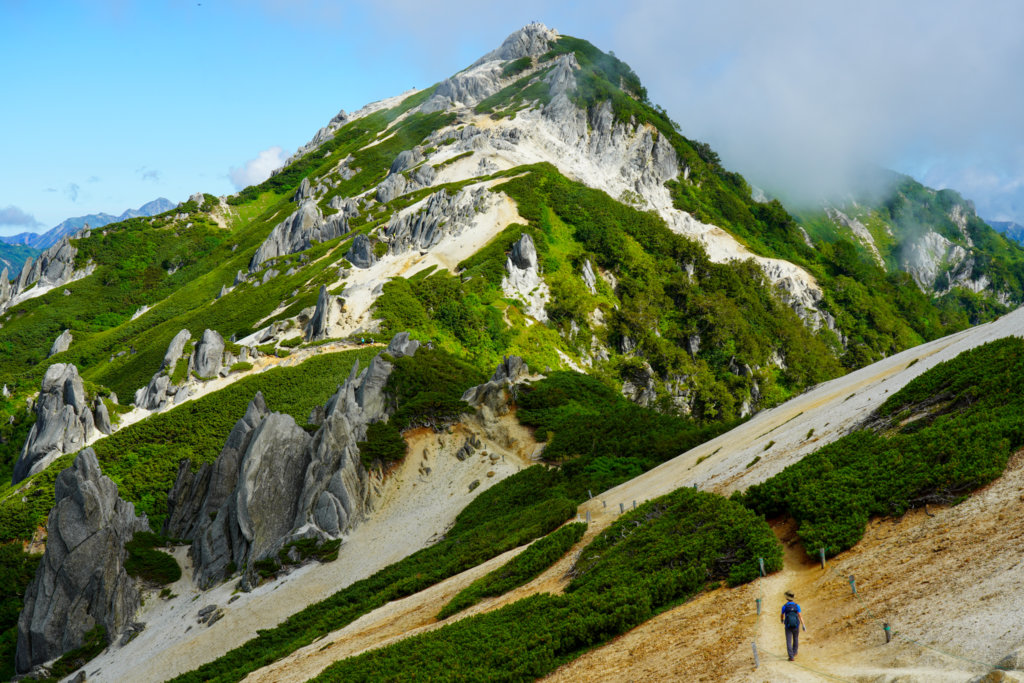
[
  {"x1": 758, "y1": 557, "x2": 766, "y2": 577},
  {"x1": 819, "y1": 547, "x2": 826, "y2": 569},
  {"x1": 752, "y1": 642, "x2": 759, "y2": 668},
  {"x1": 756, "y1": 598, "x2": 762, "y2": 615}
]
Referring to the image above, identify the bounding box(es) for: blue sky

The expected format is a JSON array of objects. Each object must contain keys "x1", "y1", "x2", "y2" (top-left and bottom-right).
[{"x1": 2, "y1": 1, "x2": 1022, "y2": 234}]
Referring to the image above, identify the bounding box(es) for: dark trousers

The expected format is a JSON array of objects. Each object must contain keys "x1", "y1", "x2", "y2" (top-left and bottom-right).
[{"x1": 785, "y1": 626, "x2": 800, "y2": 658}]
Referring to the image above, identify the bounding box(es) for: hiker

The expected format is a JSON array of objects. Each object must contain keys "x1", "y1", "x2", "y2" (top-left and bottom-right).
[{"x1": 781, "y1": 591, "x2": 806, "y2": 661}]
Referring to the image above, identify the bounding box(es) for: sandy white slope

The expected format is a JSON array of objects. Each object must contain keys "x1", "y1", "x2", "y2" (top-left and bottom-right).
[
  {"x1": 76, "y1": 420, "x2": 536, "y2": 682},
  {"x1": 234, "y1": 307, "x2": 1024, "y2": 683}
]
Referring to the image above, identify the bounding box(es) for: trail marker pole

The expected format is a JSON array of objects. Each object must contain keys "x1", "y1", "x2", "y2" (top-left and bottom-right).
[
  {"x1": 632, "y1": 500, "x2": 636, "y2": 510},
  {"x1": 758, "y1": 557, "x2": 766, "y2": 577},
  {"x1": 884, "y1": 623, "x2": 891, "y2": 643},
  {"x1": 585, "y1": 510, "x2": 591, "y2": 524},
  {"x1": 819, "y1": 547, "x2": 826, "y2": 569},
  {"x1": 756, "y1": 598, "x2": 762, "y2": 615},
  {"x1": 588, "y1": 489, "x2": 592, "y2": 499},
  {"x1": 849, "y1": 575, "x2": 857, "y2": 595},
  {"x1": 602, "y1": 500, "x2": 606, "y2": 508},
  {"x1": 752, "y1": 642, "x2": 759, "y2": 668},
  {"x1": 619, "y1": 502, "x2": 624, "y2": 514}
]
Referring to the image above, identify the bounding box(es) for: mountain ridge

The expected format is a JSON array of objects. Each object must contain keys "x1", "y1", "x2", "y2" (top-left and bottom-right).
[
  {"x1": 0, "y1": 197, "x2": 176, "y2": 252},
  {"x1": 0, "y1": 23, "x2": 1021, "y2": 681}
]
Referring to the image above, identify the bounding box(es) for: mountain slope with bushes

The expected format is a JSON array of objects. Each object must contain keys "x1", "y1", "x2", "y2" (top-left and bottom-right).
[{"x1": 0, "y1": 23, "x2": 1021, "y2": 681}]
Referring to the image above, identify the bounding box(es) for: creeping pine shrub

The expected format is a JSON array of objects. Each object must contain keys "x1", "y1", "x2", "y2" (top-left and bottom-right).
[
  {"x1": 437, "y1": 522, "x2": 587, "y2": 619},
  {"x1": 311, "y1": 488, "x2": 780, "y2": 682},
  {"x1": 169, "y1": 466, "x2": 576, "y2": 683},
  {"x1": 357, "y1": 421, "x2": 407, "y2": 468},
  {"x1": 125, "y1": 532, "x2": 182, "y2": 585},
  {"x1": 739, "y1": 338, "x2": 1024, "y2": 558}
]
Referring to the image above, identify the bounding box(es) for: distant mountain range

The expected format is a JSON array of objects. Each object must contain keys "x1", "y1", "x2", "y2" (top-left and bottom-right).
[
  {"x1": 0, "y1": 198, "x2": 176, "y2": 252},
  {"x1": 0, "y1": 198, "x2": 176, "y2": 276},
  {"x1": 989, "y1": 219, "x2": 1024, "y2": 245}
]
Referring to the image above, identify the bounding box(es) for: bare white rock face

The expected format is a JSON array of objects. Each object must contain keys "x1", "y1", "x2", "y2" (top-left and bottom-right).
[{"x1": 502, "y1": 233, "x2": 550, "y2": 323}]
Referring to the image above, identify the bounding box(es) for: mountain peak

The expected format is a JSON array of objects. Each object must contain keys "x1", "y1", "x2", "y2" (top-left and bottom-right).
[{"x1": 471, "y1": 23, "x2": 559, "y2": 67}]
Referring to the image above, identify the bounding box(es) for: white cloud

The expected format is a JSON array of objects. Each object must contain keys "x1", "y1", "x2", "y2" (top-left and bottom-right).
[
  {"x1": 0, "y1": 205, "x2": 44, "y2": 229},
  {"x1": 228, "y1": 146, "x2": 289, "y2": 190}
]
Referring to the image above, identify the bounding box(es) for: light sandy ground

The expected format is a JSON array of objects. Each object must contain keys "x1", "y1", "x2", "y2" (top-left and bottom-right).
[
  {"x1": 429, "y1": 107, "x2": 824, "y2": 313},
  {"x1": 244, "y1": 513, "x2": 602, "y2": 683},
  {"x1": 547, "y1": 452, "x2": 1024, "y2": 683},
  {"x1": 324, "y1": 182, "x2": 524, "y2": 338},
  {"x1": 78, "y1": 417, "x2": 535, "y2": 682},
  {"x1": 233, "y1": 307, "x2": 1024, "y2": 682}
]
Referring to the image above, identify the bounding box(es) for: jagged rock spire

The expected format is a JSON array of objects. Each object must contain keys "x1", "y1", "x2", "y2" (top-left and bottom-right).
[{"x1": 16, "y1": 448, "x2": 149, "y2": 673}]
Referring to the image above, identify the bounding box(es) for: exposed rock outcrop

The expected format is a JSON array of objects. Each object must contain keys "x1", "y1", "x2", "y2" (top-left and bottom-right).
[
  {"x1": 0, "y1": 237, "x2": 95, "y2": 314},
  {"x1": 306, "y1": 285, "x2": 342, "y2": 341},
  {"x1": 249, "y1": 199, "x2": 349, "y2": 272},
  {"x1": 421, "y1": 23, "x2": 557, "y2": 113},
  {"x1": 462, "y1": 356, "x2": 529, "y2": 419},
  {"x1": 901, "y1": 230, "x2": 990, "y2": 294},
  {"x1": 581, "y1": 259, "x2": 597, "y2": 294},
  {"x1": 135, "y1": 329, "x2": 237, "y2": 409},
  {"x1": 0, "y1": 268, "x2": 10, "y2": 309},
  {"x1": 133, "y1": 329, "x2": 192, "y2": 410},
  {"x1": 471, "y1": 22, "x2": 558, "y2": 66},
  {"x1": 13, "y1": 364, "x2": 95, "y2": 483},
  {"x1": 94, "y1": 398, "x2": 113, "y2": 435},
  {"x1": 390, "y1": 149, "x2": 423, "y2": 175},
  {"x1": 16, "y1": 449, "x2": 149, "y2": 673},
  {"x1": 190, "y1": 329, "x2": 225, "y2": 379},
  {"x1": 289, "y1": 109, "x2": 351, "y2": 161},
  {"x1": 385, "y1": 187, "x2": 492, "y2": 255},
  {"x1": 48, "y1": 329, "x2": 73, "y2": 357},
  {"x1": 346, "y1": 234, "x2": 377, "y2": 269},
  {"x1": 165, "y1": 333, "x2": 421, "y2": 590},
  {"x1": 501, "y1": 233, "x2": 550, "y2": 322},
  {"x1": 621, "y1": 362, "x2": 658, "y2": 408}
]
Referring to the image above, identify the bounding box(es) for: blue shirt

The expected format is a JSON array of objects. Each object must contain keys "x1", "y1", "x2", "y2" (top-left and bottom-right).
[{"x1": 782, "y1": 601, "x2": 801, "y2": 616}]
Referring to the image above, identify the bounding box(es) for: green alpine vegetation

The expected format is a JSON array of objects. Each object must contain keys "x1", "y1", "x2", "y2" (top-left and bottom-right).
[
  {"x1": 312, "y1": 487, "x2": 781, "y2": 682},
  {"x1": 168, "y1": 466, "x2": 577, "y2": 683},
  {"x1": 738, "y1": 337, "x2": 1024, "y2": 556},
  {"x1": 3, "y1": 22, "x2": 1023, "y2": 682},
  {"x1": 437, "y1": 521, "x2": 587, "y2": 619}
]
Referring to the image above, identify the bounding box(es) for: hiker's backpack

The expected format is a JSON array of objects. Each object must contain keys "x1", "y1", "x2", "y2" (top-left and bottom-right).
[{"x1": 784, "y1": 603, "x2": 800, "y2": 628}]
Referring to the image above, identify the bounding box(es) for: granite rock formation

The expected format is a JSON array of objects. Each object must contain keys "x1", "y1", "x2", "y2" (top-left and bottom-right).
[
  {"x1": 16, "y1": 448, "x2": 149, "y2": 673},
  {"x1": 164, "y1": 333, "x2": 420, "y2": 590},
  {"x1": 13, "y1": 363, "x2": 95, "y2": 483}
]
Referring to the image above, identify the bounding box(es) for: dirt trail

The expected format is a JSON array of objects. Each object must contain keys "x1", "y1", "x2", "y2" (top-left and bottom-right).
[
  {"x1": 548, "y1": 454, "x2": 1024, "y2": 683},
  {"x1": 234, "y1": 309, "x2": 1024, "y2": 683}
]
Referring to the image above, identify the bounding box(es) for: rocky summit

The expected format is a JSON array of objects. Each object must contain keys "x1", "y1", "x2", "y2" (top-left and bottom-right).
[{"x1": 0, "y1": 21, "x2": 1022, "y2": 683}]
